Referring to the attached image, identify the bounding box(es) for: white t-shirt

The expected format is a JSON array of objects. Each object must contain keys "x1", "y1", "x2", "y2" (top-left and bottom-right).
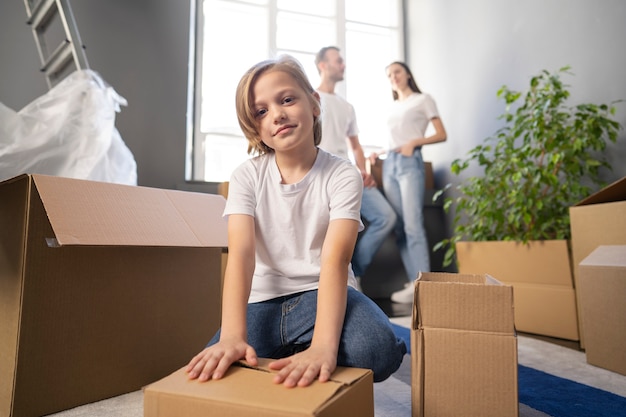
[
  {"x1": 386, "y1": 92, "x2": 439, "y2": 151},
  {"x1": 317, "y1": 91, "x2": 359, "y2": 161},
  {"x1": 224, "y1": 149, "x2": 364, "y2": 303}
]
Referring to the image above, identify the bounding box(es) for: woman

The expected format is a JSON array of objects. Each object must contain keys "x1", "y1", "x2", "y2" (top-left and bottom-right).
[{"x1": 372, "y1": 61, "x2": 447, "y2": 304}]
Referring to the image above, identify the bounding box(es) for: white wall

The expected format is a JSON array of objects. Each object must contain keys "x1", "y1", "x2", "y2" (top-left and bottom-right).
[
  {"x1": 0, "y1": 0, "x2": 191, "y2": 189},
  {"x1": 2, "y1": 0, "x2": 624, "y2": 195},
  {"x1": 405, "y1": 0, "x2": 626, "y2": 189}
]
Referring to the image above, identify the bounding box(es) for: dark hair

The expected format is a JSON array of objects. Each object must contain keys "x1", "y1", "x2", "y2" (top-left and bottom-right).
[
  {"x1": 386, "y1": 61, "x2": 421, "y2": 101},
  {"x1": 314, "y1": 46, "x2": 340, "y2": 73},
  {"x1": 235, "y1": 55, "x2": 322, "y2": 155}
]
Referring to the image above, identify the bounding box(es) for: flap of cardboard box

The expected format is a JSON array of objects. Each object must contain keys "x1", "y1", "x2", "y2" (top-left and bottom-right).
[
  {"x1": 31, "y1": 174, "x2": 227, "y2": 247},
  {"x1": 580, "y1": 245, "x2": 626, "y2": 268},
  {"x1": 144, "y1": 360, "x2": 372, "y2": 415},
  {"x1": 248, "y1": 358, "x2": 370, "y2": 386},
  {"x1": 413, "y1": 272, "x2": 515, "y2": 334},
  {"x1": 575, "y1": 176, "x2": 626, "y2": 206},
  {"x1": 455, "y1": 240, "x2": 574, "y2": 286}
]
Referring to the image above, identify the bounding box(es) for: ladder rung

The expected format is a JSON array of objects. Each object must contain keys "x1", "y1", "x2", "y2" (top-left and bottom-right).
[
  {"x1": 57, "y1": 0, "x2": 89, "y2": 70},
  {"x1": 27, "y1": 0, "x2": 57, "y2": 30},
  {"x1": 24, "y1": 0, "x2": 89, "y2": 89},
  {"x1": 41, "y1": 39, "x2": 72, "y2": 75}
]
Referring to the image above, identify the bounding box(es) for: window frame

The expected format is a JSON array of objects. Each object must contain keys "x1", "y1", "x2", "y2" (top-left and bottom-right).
[{"x1": 186, "y1": 0, "x2": 405, "y2": 183}]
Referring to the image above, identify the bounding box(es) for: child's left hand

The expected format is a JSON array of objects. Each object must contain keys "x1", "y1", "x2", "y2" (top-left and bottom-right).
[{"x1": 268, "y1": 346, "x2": 337, "y2": 388}]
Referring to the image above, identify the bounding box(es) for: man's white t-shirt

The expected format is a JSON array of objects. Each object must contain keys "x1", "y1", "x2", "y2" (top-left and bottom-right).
[
  {"x1": 317, "y1": 91, "x2": 359, "y2": 160},
  {"x1": 386, "y1": 92, "x2": 439, "y2": 151},
  {"x1": 224, "y1": 149, "x2": 364, "y2": 303}
]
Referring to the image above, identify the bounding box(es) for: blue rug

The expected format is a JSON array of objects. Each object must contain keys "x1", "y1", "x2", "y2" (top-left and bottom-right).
[
  {"x1": 390, "y1": 323, "x2": 626, "y2": 417},
  {"x1": 518, "y1": 365, "x2": 626, "y2": 417}
]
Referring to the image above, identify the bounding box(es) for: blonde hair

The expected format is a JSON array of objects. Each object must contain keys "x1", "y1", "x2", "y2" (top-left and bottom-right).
[{"x1": 235, "y1": 55, "x2": 322, "y2": 155}]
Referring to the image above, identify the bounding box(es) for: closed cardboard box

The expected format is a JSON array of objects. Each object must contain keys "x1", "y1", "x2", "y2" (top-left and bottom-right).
[
  {"x1": 411, "y1": 272, "x2": 518, "y2": 417},
  {"x1": 0, "y1": 174, "x2": 227, "y2": 417},
  {"x1": 578, "y1": 245, "x2": 626, "y2": 375},
  {"x1": 144, "y1": 359, "x2": 374, "y2": 417},
  {"x1": 570, "y1": 176, "x2": 626, "y2": 346},
  {"x1": 456, "y1": 240, "x2": 579, "y2": 340}
]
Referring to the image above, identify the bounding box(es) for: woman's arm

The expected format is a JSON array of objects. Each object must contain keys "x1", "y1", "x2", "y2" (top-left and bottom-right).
[
  {"x1": 186, "y1": 214, "x2": 257, "y2": 381},
  {"x1": 269, "y1": 217, "x2": 359, "y2": 387},
  {"x1": 399, "y1": 116, "x2": 447, "y2": 156}
]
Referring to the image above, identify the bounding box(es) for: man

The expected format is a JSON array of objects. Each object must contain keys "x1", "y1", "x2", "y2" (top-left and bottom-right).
[{"x1": 314, "y1": 46, "x2": 397, "y2": 291}]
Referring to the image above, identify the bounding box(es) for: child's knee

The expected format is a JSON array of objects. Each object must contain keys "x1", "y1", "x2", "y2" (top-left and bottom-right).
[
  {"x1": 372, "y1": 341, "x2": 407, "y2": 382},
  {"x1": 342, "y1": 335, "x2": 406, "y2": 382}
]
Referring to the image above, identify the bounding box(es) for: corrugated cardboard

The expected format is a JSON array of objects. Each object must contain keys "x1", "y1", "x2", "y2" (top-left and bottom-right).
[
  {"x1": 371, "y1": 160, "x2": 435, "y2": 190},
  {"x1": 578, "y1": 245, "x2": 626, "y2": 375},
  {"x1": 0, "y1": 174, "x2": 227, "y2": 417},
  {"x1": 218, "y1": 182, "x2": 230, "y2": 285},
  {"x1": 569, "y1": 176, "x2": 626, "y2": 347},
  {"x1": 456, "y1": 240, "x2": 579, "y2": 340},
  {"x1": 143, "y1": 359, "x2": 374, "y2": 417},
  {"x1": 411, "y1": 272, "x2": 518, "y2": 417}
]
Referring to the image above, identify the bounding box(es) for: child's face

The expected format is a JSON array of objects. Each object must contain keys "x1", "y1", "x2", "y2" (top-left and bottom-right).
[{"x1": 252, "y1": 70, "x2": 319, "y2": 153}]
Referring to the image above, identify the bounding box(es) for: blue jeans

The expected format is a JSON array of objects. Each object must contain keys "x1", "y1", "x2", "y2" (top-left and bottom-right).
[
  {"x1": 208, "y1": 288, "x2": 407, "y2": 382},
  {"x1": 351, "y1": 186, "x2": 397, "y2": 277},
  {"x1": 382, "y1": 149, "x2": 430, "y2": 281}
]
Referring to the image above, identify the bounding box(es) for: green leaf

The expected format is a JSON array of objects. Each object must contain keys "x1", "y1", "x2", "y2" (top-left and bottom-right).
[{"x1": 434, "y1": 65, "x2": 624, "y2": 261}]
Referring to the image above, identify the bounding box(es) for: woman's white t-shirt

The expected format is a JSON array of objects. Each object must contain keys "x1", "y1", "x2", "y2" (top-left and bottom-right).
[
  {"x1": 224, "y1": 149, "x2": 364, "y2": 303},
  {"x1": 386, "y1": 92, "x2": 439, "y2": 151}
]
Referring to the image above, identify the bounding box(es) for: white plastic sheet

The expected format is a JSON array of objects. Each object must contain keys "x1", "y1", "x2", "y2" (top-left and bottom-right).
[{"x1": 0, "y1": 69, "x2": 137, "y2": 185}]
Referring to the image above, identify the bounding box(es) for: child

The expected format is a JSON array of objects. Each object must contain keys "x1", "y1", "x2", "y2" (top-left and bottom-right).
[{"x1": 186, "y1": 55, "x2": 406, "y2": 388}]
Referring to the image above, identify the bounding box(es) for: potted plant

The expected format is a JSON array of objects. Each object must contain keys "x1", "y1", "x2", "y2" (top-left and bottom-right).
[{"x1": 434, "y1": 66, "x2": 622, "y2": 340}]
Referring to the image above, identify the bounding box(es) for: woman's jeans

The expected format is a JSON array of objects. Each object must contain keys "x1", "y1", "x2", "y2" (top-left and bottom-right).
[
  {"x1": 382, "y1": 149, "x2": 430, "y2": 282},
  {"x1": 208, "y1": 288, "x2": 407, "y2": 382}
]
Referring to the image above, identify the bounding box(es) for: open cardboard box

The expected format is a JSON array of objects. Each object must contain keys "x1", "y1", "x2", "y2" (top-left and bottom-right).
[
  {"x1": 570, "y1": 176, "x2": 626, "y2": 347},
  {"x1": 143, "y1": 359, "x2": 374, "y2": 417},
  {"x1": 371, "y1": 160, "x2": 434, "y2": 190},
  {"x1": 578, "y1": 245, "x2": 626, "y2": 375},
  {"x1": 456, "y1": 240, "x2": 579, "y2": 340},
  {"x1": 411, "y1": 272, "x2": 518, "y2": 417},
  {"x1": 0, "y1": 174, "x2": 227, "y2": 417}
]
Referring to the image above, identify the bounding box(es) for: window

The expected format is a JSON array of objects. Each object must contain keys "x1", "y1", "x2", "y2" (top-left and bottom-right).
[{"x1": 187, "y1": 0, "x2": 404, "y2": 182}]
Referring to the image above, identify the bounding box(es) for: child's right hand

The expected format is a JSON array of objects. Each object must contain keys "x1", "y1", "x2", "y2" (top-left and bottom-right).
[{"x1": 186, "y1": 338, "x2": 258, "y2": 382}]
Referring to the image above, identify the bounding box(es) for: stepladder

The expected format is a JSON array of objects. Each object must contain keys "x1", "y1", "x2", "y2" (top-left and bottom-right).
[{"x1": 23, "y1": 0, "x2": 89, "y2": 89}]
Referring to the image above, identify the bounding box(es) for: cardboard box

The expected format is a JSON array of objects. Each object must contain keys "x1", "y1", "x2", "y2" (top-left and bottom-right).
[
  {"x1": 456, "y1": 240, "x2": 579, "y2": 340},
  {"x1": 371, "y1": 160, "x2": 435, "y2": 190},
  {"x1": 218, "y1": 182, "x2": 230, "y2": 284},
  {"x1": 578, "y1": 245, "x2": 626, "y2": 375},
  {"x1": 411, "y1": 272, "x2": 518, "y2": 417},
  {"x1": 0, "y1": 174, "x2": 227, "y2": 417},
  {"x1": 144, "y1": 359, "x2": 374, "y2": 417},
  {"x1": 570, "y1": 176, "x2": 626, "y2": 347}
]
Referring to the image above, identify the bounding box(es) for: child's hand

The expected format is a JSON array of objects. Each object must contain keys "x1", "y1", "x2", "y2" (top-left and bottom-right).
[
  {"x1": 186, "y1": 338, "x2": 258, "y2": 382},
  {"x1": 268, "y1": 346, "x2": 337, "y2": 388}
]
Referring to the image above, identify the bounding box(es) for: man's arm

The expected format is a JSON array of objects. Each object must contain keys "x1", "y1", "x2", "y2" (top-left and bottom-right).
[{"x1": 347, "y1": 135, "x2": 377, "y2": 188}]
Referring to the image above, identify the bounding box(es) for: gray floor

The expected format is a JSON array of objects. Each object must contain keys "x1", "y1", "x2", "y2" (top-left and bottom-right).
[
  {"x1": 390, "y1": 315, "x2": 626, "y2": 397},
  {"x1": 45, "y1": 314, "x2": 626, "y2": 417}
]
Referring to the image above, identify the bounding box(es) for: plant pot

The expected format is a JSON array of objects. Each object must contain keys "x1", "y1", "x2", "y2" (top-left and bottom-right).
[{"x1": 455, "y1": 240, "x2": 579, "y2": 341}]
